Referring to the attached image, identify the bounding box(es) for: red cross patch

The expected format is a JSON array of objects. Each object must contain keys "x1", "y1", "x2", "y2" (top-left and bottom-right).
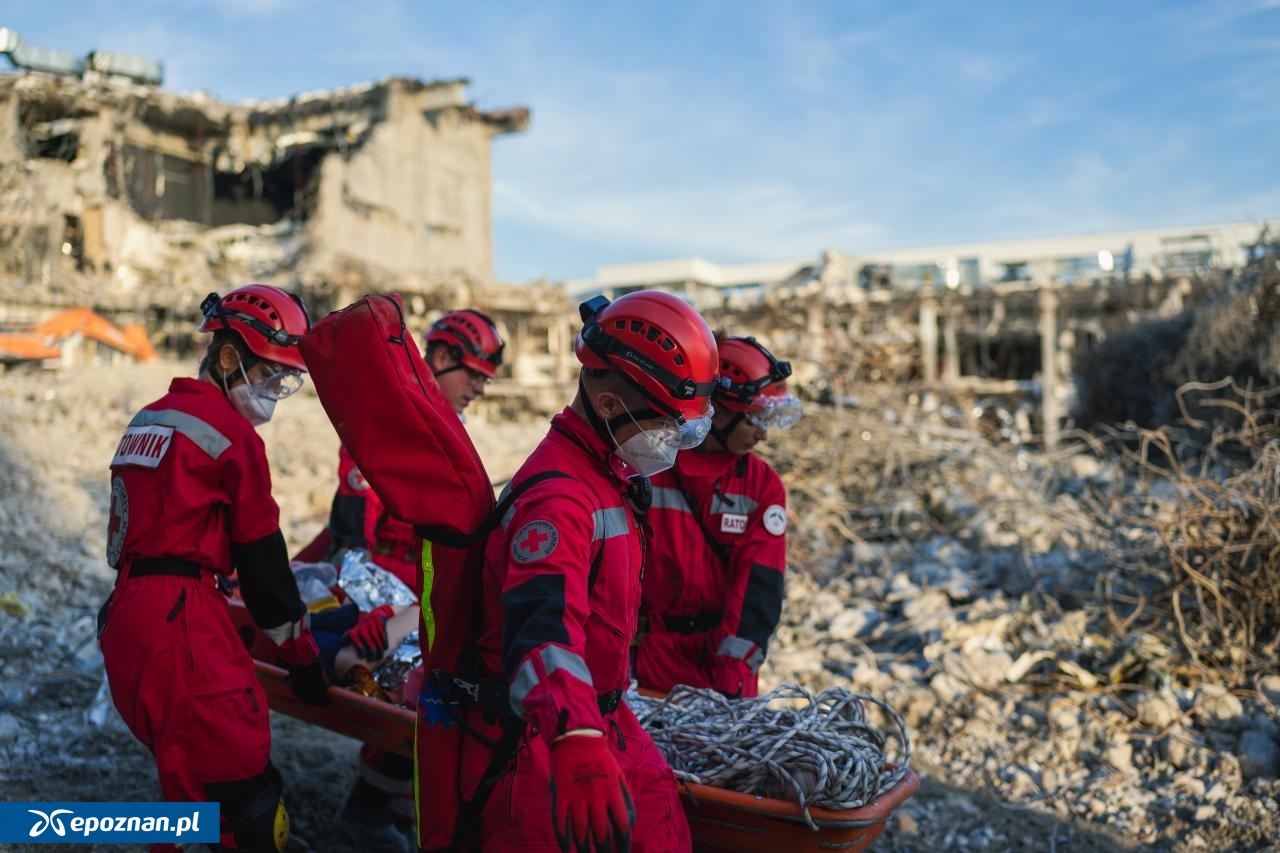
[
  {"x1": 346, "y1": 466, "x2": 370, "y2": 491},
  {"x1": 511, "y1": 520, "x2": 558, "y2": 564},
  {"x1": 106, "y1": 476, "x2": 129, "y2": 567}
]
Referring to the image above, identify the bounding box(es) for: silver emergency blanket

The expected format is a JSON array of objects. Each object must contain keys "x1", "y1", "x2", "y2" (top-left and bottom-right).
[
  {"x1": 373, "y1": 629, "x2": 422, "y2": 696},
  {"x1": 335, "y1": 549, "x2": 417, "y2": 612}
]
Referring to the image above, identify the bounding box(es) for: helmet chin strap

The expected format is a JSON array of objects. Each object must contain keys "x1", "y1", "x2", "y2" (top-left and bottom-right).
[{"x1": 707, "y1": 411, "x2": 746, "y2": 450}]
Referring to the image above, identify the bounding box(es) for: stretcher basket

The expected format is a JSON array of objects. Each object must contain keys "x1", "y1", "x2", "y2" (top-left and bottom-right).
[
  {"x1": 231, "y1": 601, "x2": 919, "y2": 852},
  {"x1": 675, "y1": 769, "x2": 918, "y2": 853}
]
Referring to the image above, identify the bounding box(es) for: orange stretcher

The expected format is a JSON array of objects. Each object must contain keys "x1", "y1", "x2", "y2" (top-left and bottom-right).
[{"x1": 231, "y1": 601, "x2": 919, "y2": 852}]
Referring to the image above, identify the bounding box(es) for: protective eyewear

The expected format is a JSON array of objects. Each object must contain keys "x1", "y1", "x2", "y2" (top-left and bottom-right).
[
  {"x1": 744, "y1": 394, "x2": 803, "y2": 431},
  {"x1": 251, "y1": 362, "x2": 305, "y2": 400},
  {"x1": 465, "y1": 367, "x2": 492, "y2": 388},
  {"x1": 617, "y1": 404, "x2": 715, "y2": 450}
]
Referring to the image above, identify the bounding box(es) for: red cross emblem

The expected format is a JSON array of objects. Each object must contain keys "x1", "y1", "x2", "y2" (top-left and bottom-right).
[
  {"x1": 107, "y1": 476, "x2": 129, "y2": 567},
  {"x1": 511, "y1": 520, "x2": 558, "y2": 563}
]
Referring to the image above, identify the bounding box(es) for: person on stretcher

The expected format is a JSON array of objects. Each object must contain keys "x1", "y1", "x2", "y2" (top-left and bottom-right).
[{"x1": 297, "y1": 549, "x2": 424, "y2": 704}]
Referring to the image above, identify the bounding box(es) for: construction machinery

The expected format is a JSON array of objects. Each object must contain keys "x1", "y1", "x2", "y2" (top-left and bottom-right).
[{"x1": 0, "y1": 307, "x2": 156, "y2": 365}]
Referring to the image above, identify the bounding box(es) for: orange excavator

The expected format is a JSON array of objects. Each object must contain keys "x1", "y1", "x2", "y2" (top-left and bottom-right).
[{"x1": 0, "y1": 307, "x2": 156, "y2": 364}]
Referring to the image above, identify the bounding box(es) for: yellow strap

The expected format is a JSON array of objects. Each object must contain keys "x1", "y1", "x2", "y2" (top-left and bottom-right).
[{"x1": 420, "y1": 540, "x2": 437, "y2": 653}]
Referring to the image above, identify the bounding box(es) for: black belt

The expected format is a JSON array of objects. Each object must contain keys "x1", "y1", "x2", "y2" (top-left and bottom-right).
[
  {"x1": 127, "y1": 558, "x2": 202, "y2": 579},
  {"x1": 662, "y1": 611, "x2": 723, "y2": 634},
  {"x1": 438, "y1": 670, "x2": 625, "y2": 716}
]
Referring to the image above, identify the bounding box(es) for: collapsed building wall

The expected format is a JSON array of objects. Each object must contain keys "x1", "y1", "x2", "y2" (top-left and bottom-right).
[{"x1": 0, "y1": 71, "x2": 532, "y2": 357}]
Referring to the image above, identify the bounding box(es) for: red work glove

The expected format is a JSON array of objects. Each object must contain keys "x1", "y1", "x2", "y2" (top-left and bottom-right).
[
  {"x1": 549, "y1": 731, "x2": 635, "y2": 853},
  {"x1": 277, "y1": 628, "x2": 331, "y2": 707},
  {"x1": 344, "y1": 604, "x2": 396, "y2": 661},
  {"x1": 709, "y1": 656, "x2": 753, "y2": 699}
]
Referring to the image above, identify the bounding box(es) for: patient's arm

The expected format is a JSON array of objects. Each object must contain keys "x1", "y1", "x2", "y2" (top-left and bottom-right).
[{"x1": 333, "y1": 604, "x2": 420, "y2": 679}]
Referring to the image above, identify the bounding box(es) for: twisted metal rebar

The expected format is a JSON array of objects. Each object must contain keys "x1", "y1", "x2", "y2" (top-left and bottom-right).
[{"x1": 630, "y1": 684, "x2": 911, "y2": 829}]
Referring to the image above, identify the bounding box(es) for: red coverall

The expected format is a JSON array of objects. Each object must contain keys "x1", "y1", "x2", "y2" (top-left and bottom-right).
[
  {"x1": 460, "y1": 408, "x2": 692, "y2": 852},
  {"x1": 328, "y1": 445, "x2": 421, "y2": 593},
  {"x1": 635, "y1": 449, "x2": 788, "y2": 698},
  {"x1": 99, "y1": 378, "x2": 299, "y2": 849}
]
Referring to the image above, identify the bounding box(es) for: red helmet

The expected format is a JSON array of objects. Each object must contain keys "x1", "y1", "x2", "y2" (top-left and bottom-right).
[
  {"x1": 575, "y1": 291, "x2": 720, "y2": 422},
  {"x1": 715, "y1": 336, "x2": 803, "y2": 430},
  {"x1": 198, "y1": 284, "x2": 311, "y2": 371},
  {"x1": 715, "y1": 337, "x2": 791, "y2": 411},
  {"x1": 424, "y1": 309, "x2": 505, "y2": 378}
]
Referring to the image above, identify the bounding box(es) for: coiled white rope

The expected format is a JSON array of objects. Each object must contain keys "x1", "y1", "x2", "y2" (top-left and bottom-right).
[{"x1": 630, "y1": 684, "x2": 911, "y2": 830}]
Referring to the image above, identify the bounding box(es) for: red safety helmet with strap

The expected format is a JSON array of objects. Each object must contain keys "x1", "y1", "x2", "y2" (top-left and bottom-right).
[
  {"x1": 424, "y1": 309, "x2": 505, "y2": 378},
  {"x1": 713, "y1": 336, "x2": 803, "y2": 432},
  {"x1": 199, "y1": 284, "x2": 311, "y2": 371},
  {"x1": 716, "y1": 336, "x2": 791, "y2": 411},
  {"x1": 575, "y1": 291, "x2": 720, "y2": 423}
]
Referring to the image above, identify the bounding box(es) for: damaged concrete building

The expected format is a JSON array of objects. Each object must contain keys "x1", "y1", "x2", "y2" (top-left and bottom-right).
[{"x1": 0, "y1": 49, "x2": 570, "y2": 385}]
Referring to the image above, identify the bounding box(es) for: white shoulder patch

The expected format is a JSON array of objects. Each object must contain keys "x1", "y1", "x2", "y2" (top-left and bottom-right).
[
  {"x1": 511, "y1": 520, "x2": 559, "y2": 563},
  {"x1": 112, "y1": 424, "x2": 174, "y2": 469},
  {"x1": 763, "y1": 504, "x2": 788, "y2": 536},
  {"x1": 346, "y1": 466, "x2": 371, "y2": 491}
]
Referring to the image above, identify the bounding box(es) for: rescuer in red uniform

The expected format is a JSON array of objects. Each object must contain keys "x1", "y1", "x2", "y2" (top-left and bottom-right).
[
  {"x1": 635, "y1": 336, "x2": 802, "y2": 699},
  {"x1": 316, "y1": 309, "x2": 505, "y2": 852},
  {"x1": 431, "y1": 291, "x2": 719, "y2": 853},
  {"x1": 99, "y1": 284, "x2": 329, "y2": 853}
]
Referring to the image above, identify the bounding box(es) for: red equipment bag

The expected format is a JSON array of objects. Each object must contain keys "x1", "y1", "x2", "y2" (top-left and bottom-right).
[
  {"x1": 297, "y1": 293, "x2": 494, "y2": 537},
  {"x1": 298, "y1": 292, "x2": 497, "y2": 850}
]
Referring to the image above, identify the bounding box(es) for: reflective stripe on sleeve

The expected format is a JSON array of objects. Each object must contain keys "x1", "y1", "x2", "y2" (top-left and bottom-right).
[
  {"x1": 710, "y1": 492, "x2": 758, "y2": 515},
  {"x1": 509, "y1": 646, "x2": 594, "y2": 716},
  {"x1": 591, "y1": 506, "x2": 630, "y2": 540},
  {"x1": 649, "y1": 486, "x2": 693, "y2": 514},
  {"x1": 717, "y1": 635, "x2": 765, "y2": 672},
  {"x1": 129, "y1": 409, "x2": 231, "y2": 459}
]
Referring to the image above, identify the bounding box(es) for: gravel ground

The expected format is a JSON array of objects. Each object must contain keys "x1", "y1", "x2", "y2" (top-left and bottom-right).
[{"x1": 1, "y1": 359, "x2": 1277, "y2": 852}]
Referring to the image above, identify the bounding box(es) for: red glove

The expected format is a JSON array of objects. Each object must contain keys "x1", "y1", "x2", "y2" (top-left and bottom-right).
[
  {"x1": 709, "y1": 656, "x2": 753, "y2": 699},
  {"x1": 344, "y1": 604, "x2": 396, "y2": 661},
  {"x1": 277, "y1": 630, "x2": 320, "y2": 666},
  {"x1": 276, "y1": 628, "x2": 331, "y2": 707},
  {"x1": 549, "y1": 732, "x2": 635, "y2": 853}
]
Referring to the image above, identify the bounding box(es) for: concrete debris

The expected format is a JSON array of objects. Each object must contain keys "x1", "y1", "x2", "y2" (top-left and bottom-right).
[{"x1": 0, "y1": 68, "x2": 562, "y2": 382}]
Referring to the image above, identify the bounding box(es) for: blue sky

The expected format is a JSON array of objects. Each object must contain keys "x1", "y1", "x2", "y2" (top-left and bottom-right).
[{"x1": 5, "y1": 1, "x2": 1279, "y2": 282}]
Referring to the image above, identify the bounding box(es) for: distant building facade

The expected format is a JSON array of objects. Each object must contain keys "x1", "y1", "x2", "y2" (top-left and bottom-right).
[{"x1": 571, "y1": 219, "x2": 1279, "y2": 311}]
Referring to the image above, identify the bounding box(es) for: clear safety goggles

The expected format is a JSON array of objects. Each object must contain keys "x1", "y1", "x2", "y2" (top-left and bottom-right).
[
  {"x1": 251, "y1": 362, "x2": 305, "y2": 400},
  {"x1": 744, "y1": 394, "x2": 803, "y2": 431},
  {"x1": 633, "y1": 404, "x2": 716, "y2": 450}
]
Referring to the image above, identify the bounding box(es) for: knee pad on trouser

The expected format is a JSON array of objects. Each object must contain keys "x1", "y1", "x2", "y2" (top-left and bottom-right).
[{"x1": 205, "y1": 764, "x2": 289, "y2": 852}]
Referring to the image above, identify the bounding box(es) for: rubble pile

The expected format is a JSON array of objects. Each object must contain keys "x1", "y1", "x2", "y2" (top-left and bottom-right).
[
  {"x1": 1073, "y1": 244, "x2": 1280, "y2": 433},
  {"x1": 3, "y1": 339, "x2": 1280, "y2": 850},
  {"x1": 758, "y1": 383, "x2": 1280, "y2": 849}
]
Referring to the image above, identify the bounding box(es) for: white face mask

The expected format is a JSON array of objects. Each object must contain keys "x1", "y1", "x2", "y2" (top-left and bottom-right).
[
  {"x1": 226, "y1": 363, "x2": 277, "y2": 426},
  {"x1": 615, "y1": 428, "x2": 679, "y2": 477},
  {"x1": 609, "y1": 399, "x2": 680, "y2": 477}
]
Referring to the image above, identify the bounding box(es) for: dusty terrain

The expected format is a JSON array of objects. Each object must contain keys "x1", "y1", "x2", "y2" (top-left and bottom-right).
[{"x1": 1, "y1": 358, "x2": 1278, "y2": 851}]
